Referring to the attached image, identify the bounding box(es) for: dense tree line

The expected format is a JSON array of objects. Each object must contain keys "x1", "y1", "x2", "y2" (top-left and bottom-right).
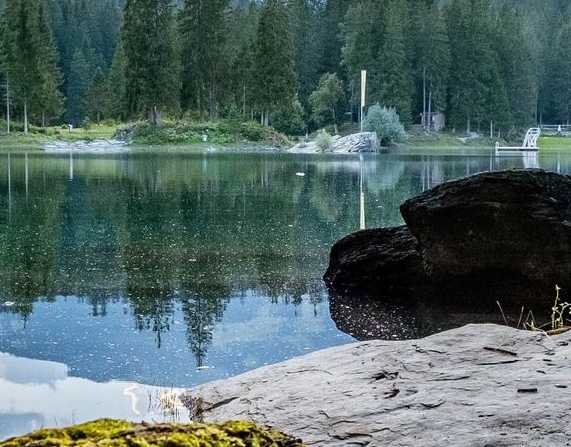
[{"x1": 0, "y1": 0, "x2": 571, "y2": 135}]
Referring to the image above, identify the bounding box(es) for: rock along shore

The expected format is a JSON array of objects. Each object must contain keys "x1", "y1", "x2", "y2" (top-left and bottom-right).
[{"x1": 185, "y1": 323, "x2": 571, "y2": 446}]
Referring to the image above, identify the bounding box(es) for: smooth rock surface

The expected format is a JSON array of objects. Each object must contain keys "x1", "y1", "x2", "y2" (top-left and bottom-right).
[{"x1": 185, "y1": 324, "x2": 571, "y2": 446}]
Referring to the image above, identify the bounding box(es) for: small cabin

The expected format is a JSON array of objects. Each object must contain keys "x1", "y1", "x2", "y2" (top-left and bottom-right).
[{"x1": 419, "y1": 112, "x2": 445, "y2": 131}]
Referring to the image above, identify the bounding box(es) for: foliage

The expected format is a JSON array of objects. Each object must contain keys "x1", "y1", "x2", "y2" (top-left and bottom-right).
[
  {"x1": 271, "y1": 99, "x2": 306, "y2": 136},
  {"x1": 254, "y1": 0, "x2": 297, "y2": 126},
  {"x1": 179, "y1": 0, "x2": 229, "y2": 120},
  {"x1": 2, "y1": 0, "x2": 571, "y2": 137},
  {"x1": 315, "y1": 128, "x2": 333, "y2": 151},
  {"x1": 1, "y1": 0, "x2": 64, "y2": 132},
  {"x1": 0, "y1": 418, "x2": 305, "y2": 447},
  {"x1": 128, "y1": 119, "x2": 278, "y2": 145},
  {"x1": 377, "y1": 0, "x2": 412, "y2": 125},
  {"x1": 121, "y1": 0, "x2": 180, "y2": 124},
  {"x1": 550, "y1": 285, "x2": 571, "y2": 330},
  {"x1": 309, "y1": 72, "x2": 345, "y2": 134},
  {"x1": 363, "y1": 104, "x2": 406, "y2": 146}
]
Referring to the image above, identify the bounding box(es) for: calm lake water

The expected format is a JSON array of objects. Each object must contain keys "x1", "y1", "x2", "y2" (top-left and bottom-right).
[{"x1": 0, "y1": 146, "x2": 569, "y2": 438}]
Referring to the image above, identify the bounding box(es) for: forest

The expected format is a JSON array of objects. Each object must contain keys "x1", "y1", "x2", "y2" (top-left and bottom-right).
[{"x1": 0, "y1": 0, "x2": 570, "y2": 137}]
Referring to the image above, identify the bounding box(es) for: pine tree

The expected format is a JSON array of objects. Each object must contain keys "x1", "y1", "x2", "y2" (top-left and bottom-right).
[
  {"x1": 179, "y1": 0, "x2": 229, "y2": 120},
  {"x1": 340, "y1": 1, "x2": 382, "y2": 118},
  {"x1": 105, "y1": 38, "x2": 126, "y2": 121},
  {"x1": 253, "y1": 0, "x2": 297, "y2": 126},
  {"x1": 121, "y1": 0, "x2": 180, "y2": 124},
  {"x1": 410, "y1": 0, "x2": 450, "y2": 129},
  {"x1": 550, "y1": 22, "x2": 571, "y2": 123},
  {"x1": 1, "y1": 0, "x2": 63, "y2": 132},
  {"x1": 288, "y1": 0, "x2": 320, "y2": 110},
  {"x1": 34, "y1": 2, "x2": 64, "y2": 126},
  {"x1": 378, "y1": 0, "x2": 413, "y2": 125},
  {"x1": 65, "y1": 48, "x2": 90, "y2": 125},
  {"x1": 446, "y1": 0, "x2": 506, "y2": 132},
  {"x1": 493, "y1": 4, "x2": 537, "y2": 128},
  {"x1": 85, "y1": 66, "x2": 107, "y2": 123}
]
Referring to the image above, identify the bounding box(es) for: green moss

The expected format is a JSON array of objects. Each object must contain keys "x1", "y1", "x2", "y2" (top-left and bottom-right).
[{"x1": 0, "y1": 419, "x2": 305, "y2": 447}]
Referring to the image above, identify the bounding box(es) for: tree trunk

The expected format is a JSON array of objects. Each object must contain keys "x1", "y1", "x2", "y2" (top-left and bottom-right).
[
  {"x1": 24, "y1": 98, "x2": 28, "y2": 134},
  {"x1": 149, "y1": 105, "x2": 162, "y2": 126}
]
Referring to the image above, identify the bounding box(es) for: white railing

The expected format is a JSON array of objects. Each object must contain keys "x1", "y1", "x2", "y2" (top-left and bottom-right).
[{"x1": 495, "y1": 127, "x2": 540, "y2": 155}]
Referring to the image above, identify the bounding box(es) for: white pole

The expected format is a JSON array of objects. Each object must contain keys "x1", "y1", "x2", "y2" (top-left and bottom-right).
[{"x1": 360, "y1": 70, "x2": 366, "y2": 133}]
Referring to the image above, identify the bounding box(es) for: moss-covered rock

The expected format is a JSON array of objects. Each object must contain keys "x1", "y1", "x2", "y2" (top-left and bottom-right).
[{"x1": 0, "y1": 419, "x2": 305, "y2": 447}]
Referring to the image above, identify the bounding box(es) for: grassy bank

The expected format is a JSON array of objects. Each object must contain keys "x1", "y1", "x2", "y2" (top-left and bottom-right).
[
  {"x1": 2, "y1": 120, "x2": 569, "y2": 152},
  {"x1": 0, "y1": 123, "x2": 122, "y2": 150}
]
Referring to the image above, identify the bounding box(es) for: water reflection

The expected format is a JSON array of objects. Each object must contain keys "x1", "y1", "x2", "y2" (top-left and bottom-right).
[
  {"x1": 0, "y1": 148, "x2": 569, "y2": 395},
  {"x1": 0, "y1": 352, "x2": 191, "y2": 440}
]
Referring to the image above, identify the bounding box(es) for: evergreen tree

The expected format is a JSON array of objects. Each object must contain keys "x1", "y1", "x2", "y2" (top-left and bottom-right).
[
  {"x1": 317, "y1": 0, "x2": 349, "y2": 76},
  {"x1": 550, "y1": 22, "x2": 571, "y2": 123},
  {"x1": 179, "y1": 0, "x2": 229, "y2": 120},
  {"x1": 446, "y1": 0, "x2": 506, "y2": 132},
  {"x1": 1, "y1": 0, "x2": 62, "y2": 132},
  {"x1": 493, "y1": 4, "x2": 537, "y2": 128},
  {"x1": 105, "y1": 37, "x2": 126, "y2": 120},
  {"x1": 410, "y1": 0, "x2": 450, "y2": 128},
  {"x1": 85, "y1": 66, "x2": 107, "y2": 123},
  {"x1": 226, "y1": 1, "x2": 259, "y2": 118},
  {"x1": 378, "y1": 0, "x2": 413, "y2": 125},
  {"x1": 33, "y1": 2, "x2": 64, "y2": 126},
  {"x1": 65, "y1": 48, "x2": 90, "y2": 125},
  {"x1": 121, "y1": 0, "x2": 180, "y2": 124},
  {"x1": 288, "y1": 0, "x2": 319, "y2": 110},
  {"x1": 253, "y1": 0, "x2": 297, "y2": 126},
  {"x1": 340, "y1": 1, "x2": 381, "y2": 117}
]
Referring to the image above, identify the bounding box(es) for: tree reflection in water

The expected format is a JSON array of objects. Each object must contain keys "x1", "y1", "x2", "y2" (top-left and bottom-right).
[{"x1": 0, "y1": 150, "x2": 557, "y2": 380}]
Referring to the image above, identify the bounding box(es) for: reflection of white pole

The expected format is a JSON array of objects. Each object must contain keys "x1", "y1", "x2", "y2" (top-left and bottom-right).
[
  {"x1": 7, "y1": 153, "x2": 11, "y2": 217},
  {"x1": 360, "y1": 70, "x2": 366, "y2": 133},
  {"x1": 25, "y1": 152, "x2": 28, "y2": 199},
  {"x1": 69, "y1": 149, "x2": 73, "y2": 180},
  {"x1": 359, "y1": 153, "x2": 365, "y2": 230}
]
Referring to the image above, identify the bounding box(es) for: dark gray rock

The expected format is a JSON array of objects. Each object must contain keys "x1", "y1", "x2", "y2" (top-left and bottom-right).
[
  {"x1": 323, "y1": 226, "x2": 427, "y2": 296},
  {"x1": 400, "y1": 169, "x2": 571, "y2": 289},
  {"x1": 325, "y1": 169, "x2": 571, "y2": 306}
]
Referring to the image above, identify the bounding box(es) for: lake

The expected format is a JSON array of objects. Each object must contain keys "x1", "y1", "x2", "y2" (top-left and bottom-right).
[{"x1": 0, "y1": 146, "x2": 569, "y2": 438}]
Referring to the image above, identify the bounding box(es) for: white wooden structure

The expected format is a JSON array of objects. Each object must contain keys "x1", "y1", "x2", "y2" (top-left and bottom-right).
[{"x1": 495, "y1": 127, "x2": 540, "y2": 155}]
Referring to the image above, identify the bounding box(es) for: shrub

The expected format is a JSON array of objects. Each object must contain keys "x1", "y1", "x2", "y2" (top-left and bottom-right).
[
  {"x1": 363, "y1": 104, "x2": 406, "y2": 146},
  {"x1": 315, "y1": 129, "x2": 333, "y2": 151},
  {"x1": 239, "y1": 121, "x2": 271, "y2": 141}
]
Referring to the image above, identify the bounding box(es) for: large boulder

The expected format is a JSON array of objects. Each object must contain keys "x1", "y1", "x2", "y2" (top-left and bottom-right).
[
  {"x1": 325, "y1": 169, "x2": 571, "y2": 307},
  {"x1": 323, "y1": 226, "x2": 427, "y2": 296},
  {"x1": 400, "y1": 169, "x2": 571, "y2": 286}
]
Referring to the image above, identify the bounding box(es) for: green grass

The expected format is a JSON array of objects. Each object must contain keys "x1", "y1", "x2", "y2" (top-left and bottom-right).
[
  {"x1": 0, "y1": 123, "x2": 122, "y2": 150},
  {"x1": 538, "y1": 135, "x2": 571, "y2": 149}
]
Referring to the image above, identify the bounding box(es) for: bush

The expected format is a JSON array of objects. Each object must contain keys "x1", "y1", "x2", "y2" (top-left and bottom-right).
[
  {"x1": 315, "y1": 129, "x2": 333, "y2": 151},
  {"x1": 363, "y1": 104, "x2": 406, "y2": 146},
  {"x1": 239, "y1": 121, "x2": 271, "y2": 141}
]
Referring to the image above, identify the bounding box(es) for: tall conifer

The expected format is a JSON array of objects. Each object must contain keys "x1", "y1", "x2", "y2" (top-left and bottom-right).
[
  {"x1": 253, "y1": 0, "x2": 297, "y2": 126},
  {"x1": 121, "y1": 0, "x2": 180, "y2": 124}
]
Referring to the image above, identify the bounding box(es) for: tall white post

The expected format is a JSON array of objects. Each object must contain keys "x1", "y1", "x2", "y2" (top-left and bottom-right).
[{"x1": 360, "y1": 70, "x2": 366, "y2": 133}]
